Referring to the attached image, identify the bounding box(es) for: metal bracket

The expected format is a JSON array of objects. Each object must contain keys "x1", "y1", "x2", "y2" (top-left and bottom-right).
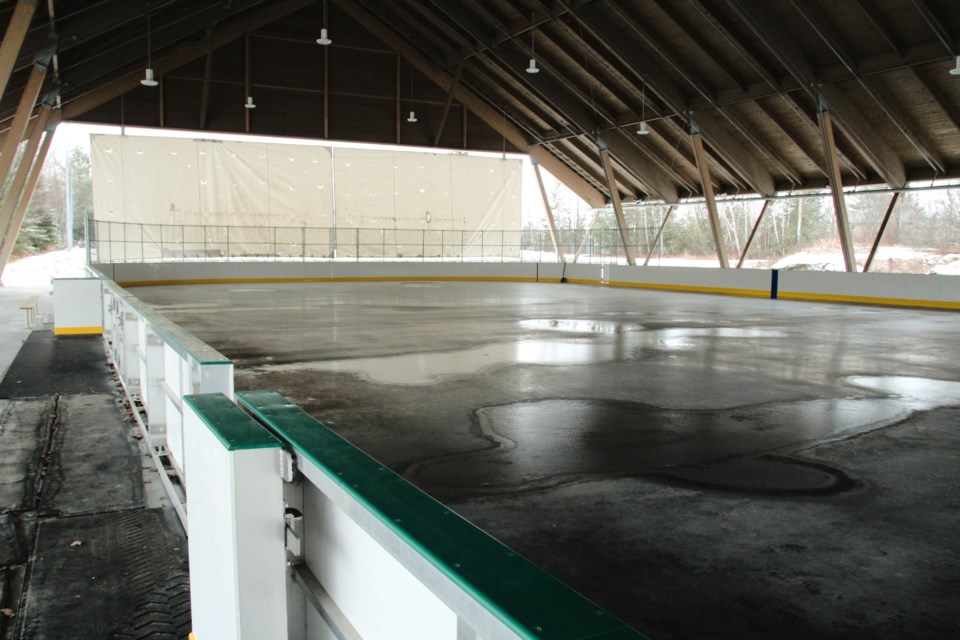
[
  {"x1": 280, "y1": 449, "x2": 298, "y2": 483},
  {"x1": 284, "y1": 508, "x2": 304, "y2": 563}
]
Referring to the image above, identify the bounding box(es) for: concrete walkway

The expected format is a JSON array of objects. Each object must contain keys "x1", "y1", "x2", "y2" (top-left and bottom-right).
[{"x1": 0, "y1": 287, "x2": 190, "y2": 640}]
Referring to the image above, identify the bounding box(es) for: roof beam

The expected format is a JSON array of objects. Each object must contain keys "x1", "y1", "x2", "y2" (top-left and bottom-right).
[
  {"x1": 0, "y1": 120, "x2": 53, "y2": 278},
  {"x1": 817, "y1": 104, "x2": 857, "y2": 272},
  {"x1": 0, "y1": 102, "x2": 49, "y2": 248},
  {"x1": 788, "y1": 0, "x2": 945, "y2": 175},
  {"x1": 532, "y1": 157, "x2": 564, "y2": 263},
  {"x1": 690, "y1": 125, "x2": 728, "y2": 268},
  {"x1": 909, "y1": 0, "x2": 956, "y2": 54},
  {"x1": 423, "y1": 0, "x2": 679, "y2": 202},
  {"x1": 909, "y1": 67, "x2": 960, "y2": 134},
  {"x1": 337, "y1": 0, "x2": 608, "y2": 208},
  {"x1": 565, "y1": 1, "x2": 775, "y2": 196},
  {"x1": 0, "y1": 0, "x2": 37, "y2": 103},
  {"x1": 852, "y1": 0, "x2": 904, "y2": 57},
  {"x1": 59, "y1": 0, "x2": 314, "y2": 121},
  {"x1": 598, "y1": 141, "x2": 637, "y2": 265},
  {"x1": 0, "y1": 58, "x2": 46, "y2": 198},
  {"x1": 725, "y1": 0, "x2": 906, "y2": 188}
]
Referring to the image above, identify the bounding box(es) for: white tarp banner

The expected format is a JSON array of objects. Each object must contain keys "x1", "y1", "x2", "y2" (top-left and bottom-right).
[{"x1": 91, "y1": 134, "x2": 521, "y2": 260}]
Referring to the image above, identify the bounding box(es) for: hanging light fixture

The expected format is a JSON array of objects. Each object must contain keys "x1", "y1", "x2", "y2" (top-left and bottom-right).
[
  {"x1": 636, "y1": 81, "x2": 650, "y2": 135},
  {"x1": 407, "y1": 62, "x2": 418, "y2": 123},
  {"x1": 244, "y1": 96, "x2": 257, "y2": 109},
  {"x1": 141, "y1": 15, "x2": 159, "y2": 87},
  {"x1": 317, "y1": 0, "x2": 332, "y2": 45},
  {"x1": 526, "y1": 13, "x2": 540, "y2": 74},
  {"x1": 950, "y1": 55, "x2": 960, "y2": 76}
]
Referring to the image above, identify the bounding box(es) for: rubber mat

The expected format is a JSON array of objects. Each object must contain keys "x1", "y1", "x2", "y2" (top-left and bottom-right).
[
  {"x1": 18, "y1": 508, "x2": 190, "y2": 640},
  {"x1": 40, "y1": 393, "x2": 144, "y2": 515},
  {"x1": 0, "y1": 331, "x2": 113, "y2": 399},
  {"x1": 0, "y1": 397, "x2": 51, "y2": 512}
]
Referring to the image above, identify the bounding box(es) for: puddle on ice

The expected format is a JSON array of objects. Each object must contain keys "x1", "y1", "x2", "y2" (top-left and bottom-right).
[
  {"x1": 846, "y1": 376, "x2": 960, "y2": 408},
  {"x1": 519, "y1": 319, "x2": 643, "y2": 334},
  {"x1": 256, "y1": 323, "x2": 791, "y2": 385},
  {"x1": 258, "y1": 340, "x2": 629, "y2": 384}
]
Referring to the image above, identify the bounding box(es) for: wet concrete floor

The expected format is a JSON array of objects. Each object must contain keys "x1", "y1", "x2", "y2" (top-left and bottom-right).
[{"x1": 130, "y1": 281, "x2": 960, "y2": 639}]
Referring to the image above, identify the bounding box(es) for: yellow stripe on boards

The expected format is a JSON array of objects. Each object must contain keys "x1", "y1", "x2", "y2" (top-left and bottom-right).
[
  {"x1": 116, "y1": 276, "x2": 539, "y2": 287},
  {"x1": 54, "y1": 326, "x2": 103, "y2": 335},
  {"x1": 777, "y1": 291, "x2": 960, "y2": 310},
  {"x1": 606, "y1": 280, "x2": 770, "y2": 299}
]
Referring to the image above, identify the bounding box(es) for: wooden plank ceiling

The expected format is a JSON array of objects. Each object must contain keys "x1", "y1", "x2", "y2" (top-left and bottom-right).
[{"x1": 2, "y1": 0, "x2": 959, "y2": 206}]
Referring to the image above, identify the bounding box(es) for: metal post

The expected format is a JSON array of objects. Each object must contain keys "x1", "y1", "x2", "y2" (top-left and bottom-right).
[{"x1": 302, "y1": 226, "x2": 306, "y2": 261}]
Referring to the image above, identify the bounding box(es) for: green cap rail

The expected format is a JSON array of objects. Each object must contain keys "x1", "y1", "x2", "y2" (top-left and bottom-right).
[{"x1": 237, "y1": 390, "x2": 649, "y2": 640}]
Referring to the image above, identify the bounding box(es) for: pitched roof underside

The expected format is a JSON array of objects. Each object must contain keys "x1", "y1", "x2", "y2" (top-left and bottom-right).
[{"x1": 2, "y1": 0, "x2": 959, "y2": 206}]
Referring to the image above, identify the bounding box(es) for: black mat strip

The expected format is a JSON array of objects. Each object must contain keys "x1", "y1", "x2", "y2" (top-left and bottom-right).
[
  {"x1": 19, "y1": 508, "x2": 190, "y2": 640},
  {"x1": 0, "y1": 331, "x2": 113, "y2": 399},
  {"x1": 40, "y1": 393, "x2": 144, "y2": 515}
]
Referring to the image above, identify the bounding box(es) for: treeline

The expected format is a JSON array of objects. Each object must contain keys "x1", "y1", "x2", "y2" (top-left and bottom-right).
[
  {"x1": 9, "y1": 147, "x2": 93, "y2": 257},
  {"x1": 528, "y1": 180, "x2": 960, "y2": 263}
]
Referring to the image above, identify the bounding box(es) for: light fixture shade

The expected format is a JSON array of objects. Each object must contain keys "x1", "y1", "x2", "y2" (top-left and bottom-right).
[
  {"x1": 950, "y1": 55, "x2": 960, "y2": 76},
  {"x1": 407, "y1": 110, "x2": 418, "y2": 123},
  {"x1": 636, "y1": 121, "x2": 650, "y2": 135},
  {"x1": 141, "y1": 68, "x2": 159, "y2": 87},
  {"x1": 526, "y1": 58, "x2": 540, "y2": 74},
  {"x1": 317, "y1": 28, "x2": 332, "y2": 46},
  {"x1": 244, "y1": 96, "x2": 257, "y2": 109}
]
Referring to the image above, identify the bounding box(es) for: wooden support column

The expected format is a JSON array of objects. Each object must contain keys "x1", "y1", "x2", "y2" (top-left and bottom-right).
[
  {"x1": 0, "y1": 104, "x2": 50, "y2": 244},
  {"x1": 0, "y1": 123, "x2": 54, "y2": 277},
  {"x1": 817, "y1": 97, "x2": 857, "y2": 272},
  {"x1": 863, "y1": 192, "x2": 900, "y2": 273},
  {"x1": 737, "y1": 200, "x2": 771, "y2": 268},
  {"x1": 0, "y1": 60, "x2": 47, "y2": 197},
  {"x1": 574, "y1": 210, "x2": 600, "y2": 263},
  {"x1": 433, "y1": 62, "x2": 463, "y2": 147},
  {"x1": 643, "y1": 205, "x2": 676, "y2": 266},
  {"x1": 598, "y1": 139, "x2": 636, "y2": 265},
  {"x1": 0, "y1": 0, "x2": 37, "y2": 103},
  {"x1": 532, "y1": 157, "x2": 564, "y2": 263},
  {"x1": 690, "y1": 124, "x2": 729, "y2": 268}
]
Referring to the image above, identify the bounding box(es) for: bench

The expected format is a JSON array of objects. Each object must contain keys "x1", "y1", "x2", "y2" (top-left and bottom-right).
[{"x1": 19, "y1": 295, "x2": 40, "y2": 328}]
